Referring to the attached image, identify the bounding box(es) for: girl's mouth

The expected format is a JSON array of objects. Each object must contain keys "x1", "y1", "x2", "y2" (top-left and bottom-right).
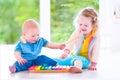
[{"x1": 81, "y1": 29, "x2": 86, "y2": 32}]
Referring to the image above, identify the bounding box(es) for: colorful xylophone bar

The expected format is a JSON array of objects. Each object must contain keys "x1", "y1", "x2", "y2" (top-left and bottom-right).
[{"x1": 29, "y1": 65, "x2": 71, "y2": 73}]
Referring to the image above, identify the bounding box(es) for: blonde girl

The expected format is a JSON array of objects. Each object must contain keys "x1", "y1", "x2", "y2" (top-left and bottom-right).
[{"x1": 54, "y1": 7, "x2": 99, "y2": 73}]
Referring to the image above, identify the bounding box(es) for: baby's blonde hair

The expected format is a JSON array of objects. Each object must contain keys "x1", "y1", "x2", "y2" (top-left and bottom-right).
[
  {"x1": 73, "y1": 7, "x2": 98, "y2": 32},
  {"x1": 22, "y1": 19, "x2": 39, "y2": 33}
]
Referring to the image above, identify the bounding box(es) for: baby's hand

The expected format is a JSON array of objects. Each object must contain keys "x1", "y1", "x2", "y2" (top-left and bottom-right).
[
  {"x1": 59, "y1": 44, "x2": 66, "y2": 50},
  {"x1": 60, "y1": 49, "x2": 70, "y2": 59},
  {"x1": 17, "y1": 57, "x2": 27, "y2": 65}
]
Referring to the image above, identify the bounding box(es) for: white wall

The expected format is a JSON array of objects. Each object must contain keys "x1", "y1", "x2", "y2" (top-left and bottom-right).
[{"x1": 99, "y1": 0, "x2": 120, "y2": 52}]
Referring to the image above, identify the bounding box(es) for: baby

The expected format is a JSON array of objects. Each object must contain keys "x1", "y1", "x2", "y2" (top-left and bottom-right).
[{"x1": 9, "y1": 19, "x2": 65, "y2": 73}]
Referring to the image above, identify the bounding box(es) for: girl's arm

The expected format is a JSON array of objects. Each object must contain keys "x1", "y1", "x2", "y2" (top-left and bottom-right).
[
  {"x1": 91, "y1": 33, "x2": 100, "y2": 63},
  {"x1": 89, "y1": 33, "x2": 100, "y2": 70},
  {"x1": 60, "y1": 29, "x2": 83, "y2": 59},
  {"x1": 65, "y1": 29, "x2": 80, "y2": 51}
]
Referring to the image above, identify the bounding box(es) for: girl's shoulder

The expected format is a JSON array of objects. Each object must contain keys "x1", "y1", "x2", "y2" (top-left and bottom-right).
[{"x1": 91, "y1": 30, "x2": 100, "y2": 38}]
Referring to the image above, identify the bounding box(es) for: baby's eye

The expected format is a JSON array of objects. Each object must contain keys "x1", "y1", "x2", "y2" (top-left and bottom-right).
[{"x1": 37, "y1": 34, "x2": 39, "y2": 36}]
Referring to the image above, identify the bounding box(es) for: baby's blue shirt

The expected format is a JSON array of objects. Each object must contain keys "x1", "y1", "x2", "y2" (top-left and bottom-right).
[{"x1": 15, "y1": 37, "x2": 48, "y2": 60}]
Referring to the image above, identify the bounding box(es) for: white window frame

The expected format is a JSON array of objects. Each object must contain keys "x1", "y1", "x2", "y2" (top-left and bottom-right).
[{"x1": 40, "y1": 0, "x2": 50, "y2": 41}]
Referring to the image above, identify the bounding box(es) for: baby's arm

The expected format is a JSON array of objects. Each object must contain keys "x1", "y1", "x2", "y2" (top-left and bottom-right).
[
  {"x1": 14, "y1": 51, "x2": 27, "y2": 65},
  {"x1": 46, "y1": 42, "x2": 65, "y2": 50}
]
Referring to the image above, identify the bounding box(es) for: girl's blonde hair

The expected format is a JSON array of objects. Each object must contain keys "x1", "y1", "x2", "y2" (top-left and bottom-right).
[{"x1": 73, "y1": 7, "x2": 98, "y2": 32}]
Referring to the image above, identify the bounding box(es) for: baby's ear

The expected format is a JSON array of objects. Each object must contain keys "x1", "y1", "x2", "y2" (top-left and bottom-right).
[{"x1": 20, "y1": 36, "x2": 26, "y2": 44}]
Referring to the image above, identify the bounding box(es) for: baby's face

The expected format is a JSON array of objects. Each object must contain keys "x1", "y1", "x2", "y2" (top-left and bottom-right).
[
  {"x1": 23, "y1": 28, "x2": 40, "y2": 43},
  {"x1": 77, "y1": 15, "x2": 93, "y2": 35}
]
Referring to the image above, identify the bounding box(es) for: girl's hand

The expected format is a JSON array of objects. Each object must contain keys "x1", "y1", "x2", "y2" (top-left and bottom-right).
[
  {"x1": 60, "y1": 49, "x2": 70, "y2": 59},
  {"x1": 60, "y1": 52, "x2": 68, "y2": 59},
  {"x1": 59, "y1": 44, "x2": 66, "y2": 50},
  {"x1": 88, "y1": 62, "x2": 97, "y2": 70},
  {"x1": 16, "y1": 56, "x2": 27, "y2": 65},
  {"x1": 88, "y1": 65, "x2": 97, "y2": 70}
]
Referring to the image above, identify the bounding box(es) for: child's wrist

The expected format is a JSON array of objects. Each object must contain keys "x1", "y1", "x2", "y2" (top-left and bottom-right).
[
  {"x1": 91, "y1": 62, "x2": 97, "y2": 66},
  {"x1": 64, "y1": 49, "x2": 70, "y2": 54}
]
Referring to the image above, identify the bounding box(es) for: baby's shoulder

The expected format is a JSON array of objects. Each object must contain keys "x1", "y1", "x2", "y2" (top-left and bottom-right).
[{"x1": 20, "y1": 36, "x2": 26, "y2": 44}]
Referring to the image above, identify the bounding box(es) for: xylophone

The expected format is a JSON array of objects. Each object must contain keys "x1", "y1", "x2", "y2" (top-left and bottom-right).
[{"x1": 29, "y1": 65, "x2": 71, "y2": 73}]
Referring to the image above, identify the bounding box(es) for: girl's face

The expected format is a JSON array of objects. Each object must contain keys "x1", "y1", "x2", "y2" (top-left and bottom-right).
[
  {"x1": 78, "y1": 15, "x2": 93, "y2": 35},
  {"x1": 23, "y1": 28, "x2": 40, "y2": 43}
]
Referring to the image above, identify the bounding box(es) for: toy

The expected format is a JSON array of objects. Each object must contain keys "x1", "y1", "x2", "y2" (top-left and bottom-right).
[{"x1": 29, "y1": 65, "x2": 71, "y2": 73}]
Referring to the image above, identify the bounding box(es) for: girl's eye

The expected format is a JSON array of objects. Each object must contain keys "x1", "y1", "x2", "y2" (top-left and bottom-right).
[
  {"x1": 84, "y1": 25, "x2": 88, "y2": 27},
  {"x1": 79, "y1": 24, "x2": 82, "y2": 26}
]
